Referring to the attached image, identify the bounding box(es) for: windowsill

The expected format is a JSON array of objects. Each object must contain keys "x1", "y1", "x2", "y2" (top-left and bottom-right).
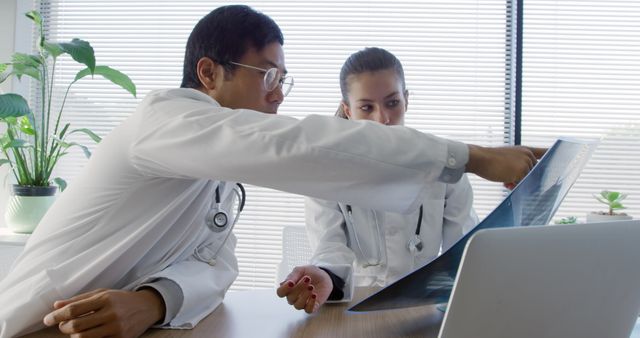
[{"x1": 0, "y1": 227, "x2": 29, "y2": 245}]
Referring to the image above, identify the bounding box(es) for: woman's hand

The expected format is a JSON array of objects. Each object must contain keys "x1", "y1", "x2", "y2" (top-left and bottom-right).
[{"x1": 276, "y1": 265, "x2": 334, "y2": 313}]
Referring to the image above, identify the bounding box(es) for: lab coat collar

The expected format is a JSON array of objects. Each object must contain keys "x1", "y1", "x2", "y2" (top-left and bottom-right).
[{"x1": 159, "y1": 88, "x2": 222, "y2": 108}]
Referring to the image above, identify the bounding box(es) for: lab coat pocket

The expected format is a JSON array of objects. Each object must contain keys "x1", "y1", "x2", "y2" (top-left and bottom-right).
[{"x1": 194, "y1": 228, "x2": 236, "y2": 264}]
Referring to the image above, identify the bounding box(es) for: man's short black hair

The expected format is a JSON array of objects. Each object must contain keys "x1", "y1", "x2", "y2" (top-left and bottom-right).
[{"x1": 180, "y1": 5, "x2": 284, "y2": 89}]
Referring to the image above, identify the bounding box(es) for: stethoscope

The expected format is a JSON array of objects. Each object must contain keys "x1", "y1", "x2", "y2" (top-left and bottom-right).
[
  {"x1": 194, "y1": 182, "x2": 246, "y2": 266},
  {"x1": 345, "y1": 204, "x2": 424, "y2": 267}
]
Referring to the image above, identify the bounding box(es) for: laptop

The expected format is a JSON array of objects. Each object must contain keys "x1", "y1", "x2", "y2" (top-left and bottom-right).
[{"x1": 438, "y1": 220, "x2": 640, "y2": 338}]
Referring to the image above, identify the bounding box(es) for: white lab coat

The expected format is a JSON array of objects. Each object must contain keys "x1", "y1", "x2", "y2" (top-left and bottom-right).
[
  {"x1": 306, "y1": 175, "x2": 478, "y2": 301},
  {"x1": 0, "y1": 88, "x2": 469, "y2": 337}
]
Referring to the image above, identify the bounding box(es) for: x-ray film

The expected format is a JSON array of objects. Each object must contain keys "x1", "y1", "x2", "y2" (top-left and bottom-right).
[{"x1": 349, "y1": 138, "x2": 598, "y2": 312}]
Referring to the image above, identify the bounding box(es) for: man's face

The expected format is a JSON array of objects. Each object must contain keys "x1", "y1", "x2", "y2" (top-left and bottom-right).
[{"x1": 214, "y1": 42, "x2": 287, "y2": 114}]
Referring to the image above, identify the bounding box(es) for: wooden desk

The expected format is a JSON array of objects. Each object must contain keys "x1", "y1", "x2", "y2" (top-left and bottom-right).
[
  {"x1": 23, "y1": 287, "x2": 640, "y2": 338},
  {"x1": 24, "y1": 288, "x2": 444, "y2": 338}
]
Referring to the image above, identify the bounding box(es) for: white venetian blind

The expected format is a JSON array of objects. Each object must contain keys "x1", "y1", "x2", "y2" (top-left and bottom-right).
[
  {"x1": 34, "y1": 0, "x2": 514, "y2": 289},
  {"x1": 522, "y1": 0, "x2": 640, "y2": 220}
]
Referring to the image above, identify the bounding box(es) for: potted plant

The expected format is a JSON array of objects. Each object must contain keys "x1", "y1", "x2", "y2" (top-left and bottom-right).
[
  {"x1": 554, "y1": 216, "x2": 578, "y2": 225},
  {"x1": 586, "y1": 190, "x2": 633, "y2": 223},
  {"x1": 0, "y1": 11, "x2": 136, "y2": 233}
]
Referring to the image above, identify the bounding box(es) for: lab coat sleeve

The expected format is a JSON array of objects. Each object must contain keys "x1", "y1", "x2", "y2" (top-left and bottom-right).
[
  {"x1": 136, "y1": 278, "x2": 183, "y2": 326},
  {"x1": 305, "y1": 197, "x2": 355, "y2": 302},
  {"x1": 134, "y1": 233, "x2": 239, "y2": 329},
  {"x1": 129, "y1": 89, "x2": 468, "y2": 214},
  {"x1": 441, "y1": 174, "x2": 479, "y2": 251}
]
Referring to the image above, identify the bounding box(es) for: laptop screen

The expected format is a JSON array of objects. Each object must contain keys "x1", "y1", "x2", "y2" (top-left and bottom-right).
[{"x1": 349, "y1": 138, "x2": 598, "y2": 312}]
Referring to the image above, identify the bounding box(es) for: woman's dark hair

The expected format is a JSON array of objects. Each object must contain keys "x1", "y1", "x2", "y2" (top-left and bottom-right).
[
  {"x1": 336, "y1": 47, "x2": 406, "y2": 118},
  {"x1": 180, "y1": 5, "x2": 284, "y2": 89}
]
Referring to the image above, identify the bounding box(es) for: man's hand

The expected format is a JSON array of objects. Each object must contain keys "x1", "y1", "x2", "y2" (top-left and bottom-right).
[
  {"x1": 43, "y1": 288, "x2": 165, "y2": 338},
  {"x1": 466, "y1": 145, "x2": 547, "y2": 185},
  {"x1": 276, "y1": 265, "x2": 333, "y2": 314}
]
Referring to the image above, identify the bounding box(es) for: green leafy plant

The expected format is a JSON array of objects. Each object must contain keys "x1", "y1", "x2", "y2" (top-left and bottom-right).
[
  {"x1": 554, "y1": 216, "x2": 578, "y2": 225},
  {"x1": 593, "y1": 190, "x2": 628, "y2": 216},
  {"x1": 0, "y1": 11, "x2": 136, "y2": 191}
]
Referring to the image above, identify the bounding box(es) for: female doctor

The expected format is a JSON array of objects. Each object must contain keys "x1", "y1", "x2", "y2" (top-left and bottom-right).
[{"x1": 277, "y1": 47, "x2": 479, "y2": 312}]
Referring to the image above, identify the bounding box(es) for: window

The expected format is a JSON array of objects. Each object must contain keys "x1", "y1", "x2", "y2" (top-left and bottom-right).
[
  {"x1": 33, "y1": 0, "x2": 514, "y2": 289},
  {"x1": 522, "y1": 0, "x2": 640, "y2": 219}
]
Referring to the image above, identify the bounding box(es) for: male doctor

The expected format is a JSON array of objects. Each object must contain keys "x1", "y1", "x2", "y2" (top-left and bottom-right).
[{"x1": 0, "y1": 5, "x2": 544, "y2": 338}]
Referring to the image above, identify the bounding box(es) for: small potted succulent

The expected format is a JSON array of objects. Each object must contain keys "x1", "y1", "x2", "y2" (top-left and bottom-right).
[{"x1": 586, "y1": 190, "x2": 632, "y2": 223}]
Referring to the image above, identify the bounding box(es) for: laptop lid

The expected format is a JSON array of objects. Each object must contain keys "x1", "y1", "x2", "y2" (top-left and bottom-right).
[
  {"x1": 439, "y1": 220, "x2": 640, "y2": 338},
  {"x1": 350, "y1": 138, "x2": 598, "y2": 311}
]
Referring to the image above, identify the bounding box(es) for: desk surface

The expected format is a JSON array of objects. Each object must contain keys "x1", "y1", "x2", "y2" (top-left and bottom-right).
[
  {"x1": 23, "y1": 287, "x2": 640, "y2": 338},
  {"x1": 25, "y1": 288, "x2": 444, "y2": 338}
]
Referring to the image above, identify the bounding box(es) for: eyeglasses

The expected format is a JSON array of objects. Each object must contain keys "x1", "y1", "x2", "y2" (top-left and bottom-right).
[{"x1": 229, "y1": 61, "x2": 294, "y2": 97}]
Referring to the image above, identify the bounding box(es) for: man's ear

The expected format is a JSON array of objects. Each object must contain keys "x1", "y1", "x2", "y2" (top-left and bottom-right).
[
  {"x1": 196, "y1": 57, "x2": 222, "y2": 92},
  {"x1": 404, "y1": 89, "x2": 409, "y2": 111},
  {"x1": 341, "y1": 102, "x2": 353, "y2": 119}
]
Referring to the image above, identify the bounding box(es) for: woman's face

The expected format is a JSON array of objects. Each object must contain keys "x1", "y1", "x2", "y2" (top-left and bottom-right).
[{"x1": 343, "y1": 69, "x2": 408, "y2": 126}]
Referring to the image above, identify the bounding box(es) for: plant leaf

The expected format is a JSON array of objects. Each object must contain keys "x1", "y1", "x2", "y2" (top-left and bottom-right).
[
  {"x1": 12, "y1": 53, "x2": 42, "y2": 68},
  {"x1": 0, "y1": 94, "x2": 31, "y2": 118},
  {"x1": 0, "y1": 159, "x2": 11, "y2": 167},
  {"x1": 18, "y1": 116, "x2": 35, "y2": 135},
  {"x1": 11, "y1": 62, "x2": 40, "y2": 81},
  {"x1": 76, "y1": 143, "x2": 92, "y2": 158},
  {"x1": 53, "y1": 177, "x2": 67, "y2": 192},
  {"x1": 606, "y1": 191, "x2": 620, "y2": 202},
  {"x1": 25, "y1": 11, "x2": 45, "y2": 49},
  {"x1": 59, "y1": 123, "x2": 71, "y2": 139},
  {"x1": 0, "y1": 65, "x2": 11, "y2": 85},
  {"x1": 3, "y1": 139, "x2": 33, "y2": 150},
  {"x1": 52, "y1": 136, "x2": 92, "y2": 159},
  {"x1": 25, "y1": 11, "x2": 42, "y2": 27},
  {"x1": 51, "y1": 136, "x2": 71, "y2": 148},
  {"x1": 59, "y1": 39, "x2": 95, "y2": 74},
  {"x1": 69, "y1": 128, "x2": 102, "y2": 143},
  {"x1": 610, "y1": 202, "x2": 626, "y2": 210},
  {"x1": 43, "y1": 42, "x2": 65, "y2": 58},
  {"x1": 594, "y1": 194, "x2": 608, "y2": 205},
  {"x1": 74, "y1": 66, "x2": 136, "y2": 97}
]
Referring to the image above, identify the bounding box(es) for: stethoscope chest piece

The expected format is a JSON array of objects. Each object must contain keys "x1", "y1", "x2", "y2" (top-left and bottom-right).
[
  {"x1": 195, "y1": 182, "x2": 246, "y2": 266},
  {"x1": 407, "y1": 234, "x2": 423, "y2": 254},
  {"x1": 205, "y1": 208, "x2": 229, "y2": 232}
]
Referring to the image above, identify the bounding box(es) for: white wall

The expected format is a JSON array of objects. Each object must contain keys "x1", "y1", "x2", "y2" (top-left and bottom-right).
[
  {"x1": 0, "y1": 0, "x2": 17, "y2": 94},
  {"x1": 0, "y1": 0, "x2": 19, "y2": 226}
]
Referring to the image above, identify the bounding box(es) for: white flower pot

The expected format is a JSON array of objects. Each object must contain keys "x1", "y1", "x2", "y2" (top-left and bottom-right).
[
  {"x1": 585, "y1": 212, "x2": 633, "y2": 223},
  {"x1": 4, "y1": 185, "x2": 57, "y2": 234}
]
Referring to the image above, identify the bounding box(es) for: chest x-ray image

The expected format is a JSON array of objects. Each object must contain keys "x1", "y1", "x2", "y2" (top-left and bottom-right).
[{"x1": 350, "y1": 138, "x2": 598, "y2": 312}]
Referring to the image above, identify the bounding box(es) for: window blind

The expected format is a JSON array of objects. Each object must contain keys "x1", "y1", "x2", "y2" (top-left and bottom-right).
[
  {"x1": 32, "y1": 0, "x2": 514, "y2": 289},
  {"x1": 522, "y1": 0, "x2": 640, "y2": 220}
]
